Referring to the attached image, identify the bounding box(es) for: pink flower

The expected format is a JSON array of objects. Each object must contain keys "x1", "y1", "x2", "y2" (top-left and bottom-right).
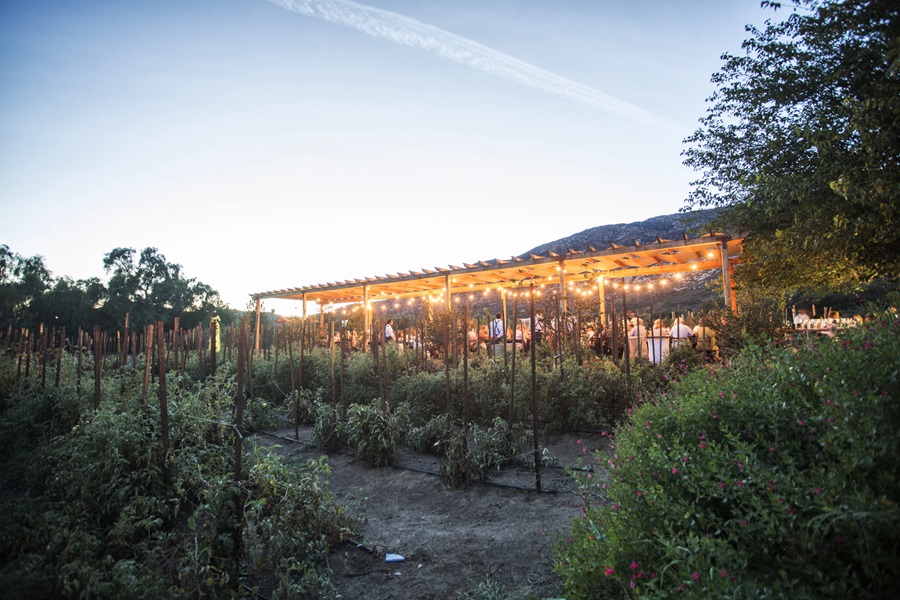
[
  {"x1": 700, "y1": 443, "x2": 707, "y2": 449},
  {"x1": 631, "y1": 561, "x2": 639, "y2": 570},
  {"x1": 630, "y1": 580, "x2": 636, "y2": 589},
  {"x1": 769, "y1": 446, "x2": 775, "y2": 452},
  {"x1": 692, "y1": 572, "x2": 700, "y2": 582},
  {"x1": 672, "y1": 467, "x2": 679, "y2": 475},
  {"x1": 636, "y1": 490, "x2": 642, "y2": 497},
  {"x1": 718, "y1": 481, "x2": 725, "y2": 489},
  {"x1": 720, "y1": 569, "x2": 729, "y2": 578},
  {"x1": 605, "y1": 568, "x2": 614, "y2": 576}
]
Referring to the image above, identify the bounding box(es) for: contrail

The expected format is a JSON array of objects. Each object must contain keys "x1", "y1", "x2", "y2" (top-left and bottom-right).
[{"x1": 267, "y1": 0, "x2": 683, "y2": 133}]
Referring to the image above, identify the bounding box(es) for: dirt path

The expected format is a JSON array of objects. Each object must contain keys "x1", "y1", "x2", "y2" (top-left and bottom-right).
[{"x1": 254, "y1": 427, "x2": 610, "y2": 599}]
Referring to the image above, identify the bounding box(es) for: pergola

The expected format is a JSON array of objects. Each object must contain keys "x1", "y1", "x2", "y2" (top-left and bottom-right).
[{"x1": 250, "y1": 232, "x2": 744, "y2": 347}]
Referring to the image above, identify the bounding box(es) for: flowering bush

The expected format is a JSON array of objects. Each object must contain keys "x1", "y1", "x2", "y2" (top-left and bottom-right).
[{"x1": 555, "y1": 314, "x2": 900, "y2": 598}]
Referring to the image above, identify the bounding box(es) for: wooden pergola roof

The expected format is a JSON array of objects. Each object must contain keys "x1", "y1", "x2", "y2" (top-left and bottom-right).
[{"x1": 251, "y1": 232, "x2": 743, "y2": 307}]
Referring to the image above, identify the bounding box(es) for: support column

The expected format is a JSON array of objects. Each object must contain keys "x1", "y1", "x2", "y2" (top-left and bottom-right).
[
  {"x1": 363, "y1": 284, "x2": 370, "y2": 344},
  {"x1": 720, "y1": 240, "x2": 734, "y2": 313},
  {"x1": 254, "y1": 297, "x2": 261, "y2": 352},
  {"x1": 598, "y1": 275, "x2": 606, "y2": 327},
  {"x1": 557, "y1": 259, "x2": 567, "y2": 316}
]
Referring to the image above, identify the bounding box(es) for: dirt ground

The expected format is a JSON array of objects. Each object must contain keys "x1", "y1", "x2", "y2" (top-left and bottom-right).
[{"x1": 253, "y1": 425, "x2": 611, "y2": 599}]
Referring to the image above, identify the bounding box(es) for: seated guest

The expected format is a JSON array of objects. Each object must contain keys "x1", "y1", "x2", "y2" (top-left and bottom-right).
[{"x1": 669, "y1": 317, "x2": 694, "y2": 345}]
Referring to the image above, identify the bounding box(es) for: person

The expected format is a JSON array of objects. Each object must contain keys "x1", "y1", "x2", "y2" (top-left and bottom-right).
[
  {"x1": 490, "y1": 313, "x2": 505, "y2": 357},
  {"x1": 515, "y1": 319, "x2": 531, "y2": 354},
  {"x1": 467, "y1": 327, "x2": 478, "y2": 352},
  {"x1": 669, "y1": 316, "x2": 694, "y2": 346},
  {"x1": 651, "y1": 318, "x2": 669, "y2": 337},
  {"x1": 648, "y1": 319, "x2": 669, "y2": 363},
  {"x1": 533, "y1": 309, "x2": 544, "y2": 346},
  {"x1": 588, "y1": 323, "x2": 604, "y2": 358},
  {"x1": 793, "y1": 309, "x2": 811, "y2": 327},
  {"x1": 628, "y1": 317, "x2": 647, "y2": 359},
  {"x1": 384, "y1": 319, "x2": 395, "y2": 343},
  {"x1": 693, "y1": 322, "x2": 718, "y2": 361}
]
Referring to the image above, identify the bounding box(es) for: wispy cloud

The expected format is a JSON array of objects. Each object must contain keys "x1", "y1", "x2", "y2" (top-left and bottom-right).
[{"x1": 268, "y1": 0, "x2": 683, "y2": 133}]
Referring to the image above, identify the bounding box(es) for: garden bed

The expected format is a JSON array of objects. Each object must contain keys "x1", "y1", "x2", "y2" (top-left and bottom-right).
[{"x1": 252, "y1": 426, "x2": 610, "y2": 599}]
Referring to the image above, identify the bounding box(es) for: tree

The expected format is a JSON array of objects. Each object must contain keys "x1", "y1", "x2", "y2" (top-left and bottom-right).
[
  {"x1": 682, "y1": 0, "x2": 900, "y2": 293},
  {"x1": 0, "y1": 244, "x2": 53, "y2": 329},
  {"x1": 102, "y1": 246, "x2": 226, "y2": 330}
]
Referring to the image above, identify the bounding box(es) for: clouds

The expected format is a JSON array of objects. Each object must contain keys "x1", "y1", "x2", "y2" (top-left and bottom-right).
[{"x1": 268, "y1": 0, "x2": 683, "y2": 133}]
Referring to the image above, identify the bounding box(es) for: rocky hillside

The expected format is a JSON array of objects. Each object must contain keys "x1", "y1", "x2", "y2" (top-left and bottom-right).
[
  {"x1": 517, "y1": 209, "x2": 725, "y2": 313},
  {"x1": 519, "y1": 209, "x2": 720, "y2": 257}
]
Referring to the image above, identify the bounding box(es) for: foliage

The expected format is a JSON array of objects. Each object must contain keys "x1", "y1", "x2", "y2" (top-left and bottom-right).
[
  {"x1": 683, "y1": 0, "x2": 900, "y2": 291},
  {"x1": 554, "y1": 314, "x2": 900, "y2": 598},
  {"x1": 312, "y1": 402, "x2": 345, "y2": 451},
  {"x1": 344, "y1": 400, "x2": 395, "y2": 467},
  {"x1": 0, "y1": 243, "x2": 233, "y2": 333},
  {"x1": 0, "y1": 351, "x2": 350, "y2": 598},
  {"x1": 440, "y1": 427, "x2": 480, "y2": 488},
  {"x1": 545, "y1": 358, "x2": 634, "y2": 430}
]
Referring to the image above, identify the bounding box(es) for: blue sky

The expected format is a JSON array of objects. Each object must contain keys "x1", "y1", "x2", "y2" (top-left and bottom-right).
[{"x1": 0, "y1": 0, "x2": 771, "y2": 312}]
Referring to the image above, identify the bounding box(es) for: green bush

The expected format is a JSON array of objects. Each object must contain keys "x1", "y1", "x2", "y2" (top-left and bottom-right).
[
  {"x1": 554, "y1": 314, "x2": 900, "y2": 598},
  {"x1": 0, "y1": 355, "x2": 350, "y2": 598},
  {"x1": 344, "y1": 400, "x2": 395, "y2": 467},
  {"x1": 312, "y1": 402, "x2": 345, "y2": 450}
]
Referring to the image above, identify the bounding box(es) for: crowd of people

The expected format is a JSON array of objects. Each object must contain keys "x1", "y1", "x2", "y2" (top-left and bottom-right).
[{"x1": 317, "y1": 309, "x2": 720, "y2": 364}]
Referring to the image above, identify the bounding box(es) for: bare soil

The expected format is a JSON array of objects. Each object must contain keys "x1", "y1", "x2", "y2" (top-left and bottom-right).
[{"x1": 253, "y1": 426, "x2": 611, "y2": 599}]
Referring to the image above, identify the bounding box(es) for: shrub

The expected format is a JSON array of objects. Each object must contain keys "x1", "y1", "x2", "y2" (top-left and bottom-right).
[
  {"x1": 312, "y1": 402, "x2": 344, "y2": 450},
  {"x1": 344, "y1": 400, "x2": 394, "y2": 467},
  {"x1": 555, "y1": 314, "x2": 900, "y2": 598}
]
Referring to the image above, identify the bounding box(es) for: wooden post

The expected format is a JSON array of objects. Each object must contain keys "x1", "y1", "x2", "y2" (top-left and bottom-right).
[
  {"x1": 254, "y1": 298, "x2": 261, "y2": 352},
  {"x1": 720, "y1": 239, "x2": 736, "y2": 313},
  {"x1": 40, "y1": 325, "x2": 48, "y2": 389},
  {"x1": 444, "y1": 312, "x2": 451, "y2": 425},
  {"x1": 24, "y1": 328, "x2": 32, "y2": 380},
  {"x1": 93, "y1": 325, "x2": 101, "y2": 409},
  {"x1": 76, "y1": 329, "x2": 83, "y2": 392},
  {"x1": 462, "y1": 304, "x2": 469, "y2": 444},
  {"x1": 210, "y1": 316, "x2": 218, "y2": 377},
  {"x1": 509, "y1": 294, "x2": 517, "y2": 440},
  {"x1": 122, "y1": 312, "x2": 130, "y2": 367},
  {"x1": 530, "y1": 283, "x2": 541, "y2": 492},
  {"x1": 598, "y1": 276, "x2": 607, "y2": 328},
  {"x1": 16, "y1": 329, "x2": 26, "y2": 382},
  {"x1": 299, "y1": 317, "x2": 306, "y2": 391},
  {"x1": 55, "y1": 327, "x2": 64, "y2": 388},
  {"x1": 622, "y1": 289, "x2": 631, "y2": 378},
  {"x1": 172, "y1": 317, "x2": 179, "y2": 372},
  {"x1": 234, "y1": 319, "x2": 247, "y2": 481},
  {"x1": 143, "y1": 324, "x2": 153, "y2": 402},
  {"x1": 157, "y1": 322, "x2": 169, "y2": 453},
  {"x1": 381, "y1": 320, "x2": 388, "y2": 413}
]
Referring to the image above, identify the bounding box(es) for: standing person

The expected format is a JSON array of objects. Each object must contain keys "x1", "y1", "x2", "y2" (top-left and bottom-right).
[
  {"x1": 490, "y1": 313, "x2": 505, "y2": 357},
  {"x1": 533, "y1": 308, "x2": 544, "y2": 346},
  {"x1": 384, "y1": 319, "x2": 395, "y2": 343}
]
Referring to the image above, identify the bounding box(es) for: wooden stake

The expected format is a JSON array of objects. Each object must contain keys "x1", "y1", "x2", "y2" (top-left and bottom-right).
[
  {"x1": 157, "y1": 322, "x2": 169, "y2": 453},
  {"x1": 143, "y1": 324, "x2": 153, "y2": 403},
  {"x1": 93, "y1": 324, "x2": 101, "y2": 409},
  {"x1": 530, "y1": 283, "x2": 541, "y2": 492}
]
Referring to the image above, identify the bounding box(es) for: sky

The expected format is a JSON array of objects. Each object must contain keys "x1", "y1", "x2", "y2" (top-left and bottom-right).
[{"x1": 0, "y1": 0, "x2": 773, "y2": 314}]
